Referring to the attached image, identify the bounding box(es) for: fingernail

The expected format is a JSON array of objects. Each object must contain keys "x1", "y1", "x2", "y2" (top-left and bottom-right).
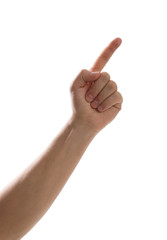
[
  {"x1": 98, "y1": 105, "x2": 104, "y2": 112},
  {"x1": 86, "y1": 94, "x2": 93, "y2": 102},
  {"x1": 91, "y1": 100, "x2": 98, "y2": 108},
  {"x1": 91, "y1": 71, "x2": 100, "y2": 77},
  {"x1": 91, "y1": 71, "x2": 100, "y2": 75}
]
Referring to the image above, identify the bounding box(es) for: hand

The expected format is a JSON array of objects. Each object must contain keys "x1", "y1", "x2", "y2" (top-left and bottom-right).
[{"x1": 70, "y1": 37, "x2": 123, "y2": 134}]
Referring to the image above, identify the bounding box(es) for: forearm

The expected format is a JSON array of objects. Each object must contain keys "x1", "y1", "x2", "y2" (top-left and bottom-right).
[{"x1": 0, "y1": 116, "x2": 96, "y2": 240}]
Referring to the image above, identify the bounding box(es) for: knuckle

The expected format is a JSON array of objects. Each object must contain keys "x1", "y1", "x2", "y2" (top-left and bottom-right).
[
  {"x1": 80, "y1": 69, "x2": 87, "y2": 75},
  {"x1": 106, "y1": 80, "x2": 117, "y2": 92},
  {"x1": 79, "y1": 69, "x2": 88, "y2": 79},
  {"x1": 120, "y1": 94, "x2": 123, "y2": 103},
  {"x1": 101, "y1": 72, "x2": 110, "y2": 80},
  {"x1": 111, "y1": 80, "x2": 118, "y2": 91},
  {"x1": 106, "y1": 83, "x2": 113, "y2": 91},
  {"x1": 115, "y1": 103, "x2": 122, "y2": 110}
]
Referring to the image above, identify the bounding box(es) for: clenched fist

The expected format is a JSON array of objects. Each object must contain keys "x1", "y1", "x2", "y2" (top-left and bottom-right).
[{"x1": 70, "y1": 38, "x2": 123, "y2": 134}]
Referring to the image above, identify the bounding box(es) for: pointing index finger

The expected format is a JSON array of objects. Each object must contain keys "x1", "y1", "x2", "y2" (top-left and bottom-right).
[{"x1": 90, "y1": 37, "x2": 122, "y2": 72}]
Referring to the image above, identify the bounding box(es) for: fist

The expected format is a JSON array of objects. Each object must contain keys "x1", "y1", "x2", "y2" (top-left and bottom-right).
[
  {"x1": 85, "y1": 71, "x2": 122, "y2": 113},
  {"x1": 70, "y1": 69, "x2": 123, "y2": 133}
]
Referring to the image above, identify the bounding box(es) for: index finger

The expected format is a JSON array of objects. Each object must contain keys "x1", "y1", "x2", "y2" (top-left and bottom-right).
[{"x1": 90, "y1": 37, "x2": 122, "y2": 72}]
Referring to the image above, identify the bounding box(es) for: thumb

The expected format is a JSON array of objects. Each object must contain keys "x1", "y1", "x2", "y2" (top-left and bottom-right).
[{"x1": 71, "y1": 69, "x2": 101, "y2": 91}]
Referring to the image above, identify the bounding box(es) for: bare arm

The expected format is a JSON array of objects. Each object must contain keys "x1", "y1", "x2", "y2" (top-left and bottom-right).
[
  {"x1": 0, "y1": 37, "x2": 123, "y2": 240},
  {"x1": 0, "y1": 117, "x2": 96, "y2": 240}
]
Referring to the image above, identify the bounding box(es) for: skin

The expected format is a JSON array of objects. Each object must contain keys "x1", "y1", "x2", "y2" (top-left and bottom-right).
[{"x1": 0, "y1": 37, "x2": 123, "y2": 240}]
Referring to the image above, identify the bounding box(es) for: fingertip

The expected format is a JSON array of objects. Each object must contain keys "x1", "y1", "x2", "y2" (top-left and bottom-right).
[
  {"x1": 109, "y1": 37, "x2": 122, "y2": 48},
  {"x1": 107, "y1": 37, "x2": 122, "y2": 53},
  {"x1": 116, "y1": 37, "x2": 122, "y2": 42},
  {"x1": 115, "y1": 37, "x2": 122, "y2": 47}
]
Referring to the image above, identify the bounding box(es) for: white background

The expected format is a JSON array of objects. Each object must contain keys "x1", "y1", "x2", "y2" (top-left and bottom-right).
[{"x1": 0, "y1": 0, "x2": 167, "y2": 239}]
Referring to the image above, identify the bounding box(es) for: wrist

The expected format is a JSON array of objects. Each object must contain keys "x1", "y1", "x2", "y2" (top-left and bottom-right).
[{"x1": 68, "y1": 114, "x2": 98, "y2": 140}]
